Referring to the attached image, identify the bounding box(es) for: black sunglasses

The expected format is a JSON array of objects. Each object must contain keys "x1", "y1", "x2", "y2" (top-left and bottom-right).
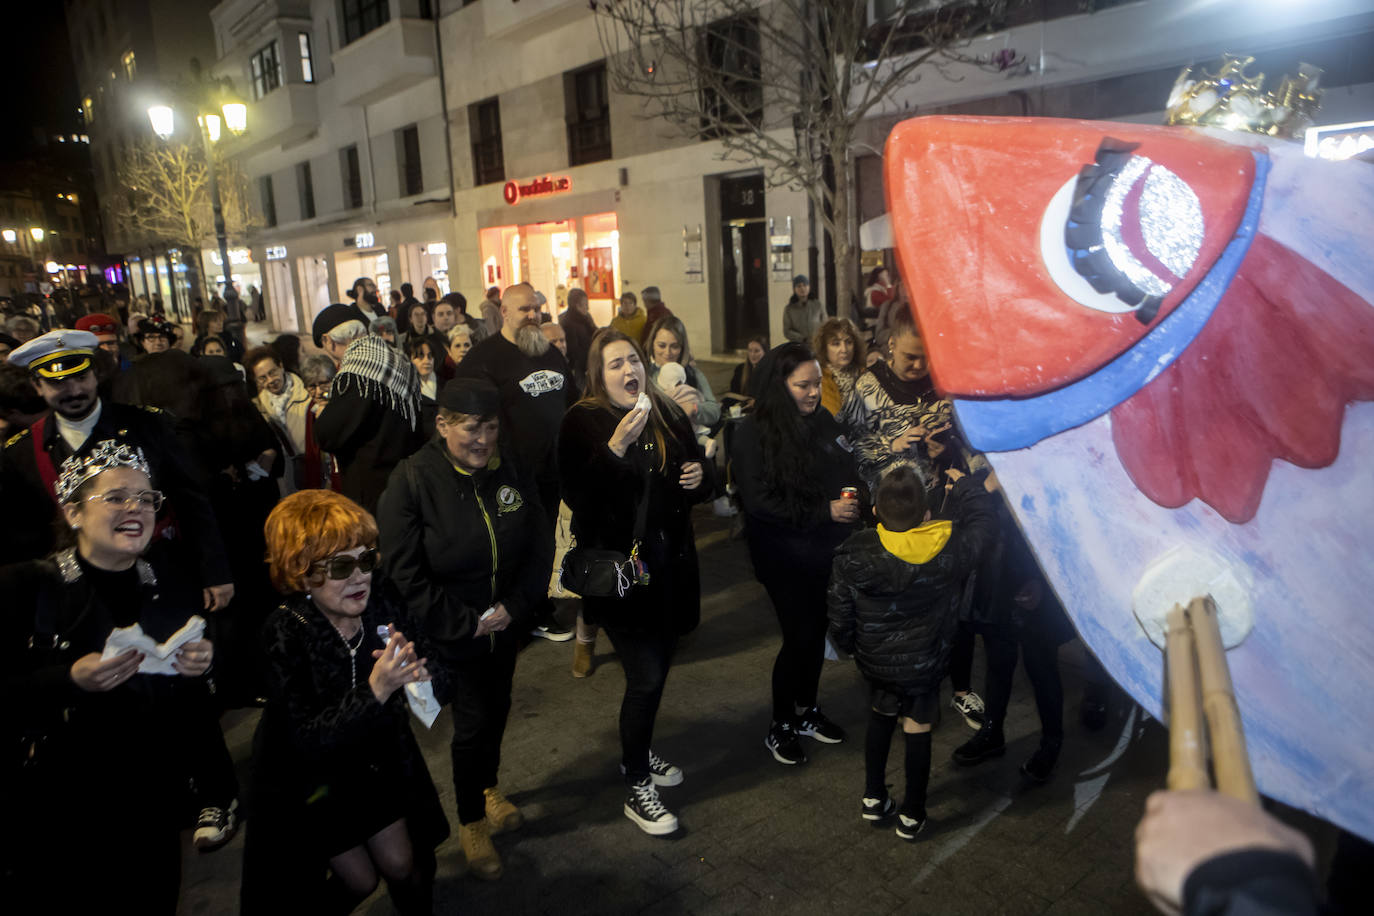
[{"x1": 313, "y1": 548, "x2": 380, "y2": 581}]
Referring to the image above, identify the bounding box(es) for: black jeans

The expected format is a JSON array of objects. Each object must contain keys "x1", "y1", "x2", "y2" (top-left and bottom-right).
[
  {"x1": 756, "y1": 558, "x2": 829, "y2": 724},
  {"x1": 980, "y1": 622, "x2": 1064, "y2": 742},
  {"x1": 948, "y1": 619, "x2": 975, "y2": 694},
  {"x1": 604, "y1": 626, "x2": 677, "y2": 783},
  {"x1": 447, "y1": 636, "x2": 518, "y2": 824}
]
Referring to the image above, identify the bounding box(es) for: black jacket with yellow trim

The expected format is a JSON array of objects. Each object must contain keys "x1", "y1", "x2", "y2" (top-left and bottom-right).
[
  {"x1": 377, "y1": 436, "x2": 551, "y2": 663},
  {"x1": 828, "y1": 477, "x2": 995, "y2": 689}
]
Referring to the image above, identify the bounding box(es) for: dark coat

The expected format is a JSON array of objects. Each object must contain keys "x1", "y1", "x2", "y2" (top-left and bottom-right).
[
  {"x1": 1, "y1": 545, "x2": 215, "y2": 910},
  {"x1": 243, "y1": 579, "x2": 449, "y2": 911},
  {"x1": 828, "y1": 477, "x2": 995, "y2": 689},
  {"x1": 732, "y1": 407, "x2": 866, "y2": 574},
  {"x1": 963, "y1": 494, "x2": 1074, "y2": 645},
  {"x1": 558, "y1": 400, "x2": 710, "y2": 634},
  {"x1": 0, "y1": 400, "x2": 232, "y2": 588},
  {"x1": 559, "y1": 307, "x2": 598, "y2": 383},
  {"x1": 377, "y1": 438, "x2": 552, "y2": 663},
  {"x1": 313, "y1": 381, "x2": 425, "y2": 515}
]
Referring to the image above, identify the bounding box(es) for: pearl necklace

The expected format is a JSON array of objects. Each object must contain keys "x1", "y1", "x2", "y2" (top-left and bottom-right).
[{"x1": 330, "y1": 619, "x2": 366, "y2": 687}]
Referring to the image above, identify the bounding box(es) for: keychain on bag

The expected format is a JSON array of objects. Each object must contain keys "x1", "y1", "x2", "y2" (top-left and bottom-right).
[{"x1": 629, "y1": 541, "x2": 651, "y2": 587}]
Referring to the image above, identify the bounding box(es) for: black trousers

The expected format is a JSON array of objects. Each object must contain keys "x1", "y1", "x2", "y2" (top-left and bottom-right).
[
  {"x1": 980, "y1": 622, "x2": 1064, "y2": 742},
  {"x1": 603, "y1": 626, "x2": 677, "y2": 782},
  {"x1": 948, "y1": 619, "x2": 975, "y2": 694},
  {"x1": 447, "y1": 637, "x2": 518, "y2": 824},
  {"x1": 755, "y1": 557, "x2": 829, "y2": 724}
]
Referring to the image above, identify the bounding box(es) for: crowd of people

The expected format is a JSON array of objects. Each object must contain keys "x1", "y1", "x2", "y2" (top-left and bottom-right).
[{"x1": 0, "y1": 275, "x2": 1337, "y2": 915}]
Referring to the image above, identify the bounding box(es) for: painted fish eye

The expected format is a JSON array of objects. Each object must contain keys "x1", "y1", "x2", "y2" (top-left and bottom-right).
[{"x1": 1041, "y1": 140, "x2": 1204, "y2": 322}]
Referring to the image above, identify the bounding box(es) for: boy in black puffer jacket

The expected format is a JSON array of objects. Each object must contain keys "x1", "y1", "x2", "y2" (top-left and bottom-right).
[{"x1": 828, "y1": 464, "x2": 995, "y2": 840}]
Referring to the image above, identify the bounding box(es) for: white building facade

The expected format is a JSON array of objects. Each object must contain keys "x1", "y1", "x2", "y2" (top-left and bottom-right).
[
  {"x1": 210, "y1": 0, "x2": 456, "y2": 335},
  {"x1": 215, "y1": 0, "x2": 1374, "y2": 351}
]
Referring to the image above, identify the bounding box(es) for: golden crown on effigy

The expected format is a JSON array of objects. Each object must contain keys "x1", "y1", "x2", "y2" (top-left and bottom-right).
[{"x1": 1164, "y1": 55, "x2": 1322, "y2": 139}]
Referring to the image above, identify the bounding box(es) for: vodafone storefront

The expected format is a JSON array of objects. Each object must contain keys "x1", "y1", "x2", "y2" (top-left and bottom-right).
[{"x1": 478, "y1": 173, "x2": 622, "y2": 325}]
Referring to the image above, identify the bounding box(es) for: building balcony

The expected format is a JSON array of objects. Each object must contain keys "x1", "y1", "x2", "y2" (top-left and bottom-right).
[
  {"x1": 483, "y1": 0, "x2": 587, "y2": 39},
  {"x1": 333, "y1": 19, "x2": 437, "y2": 106},
  {"x1": 231, "y1": 82, "x2": 319, "y2": 157}
]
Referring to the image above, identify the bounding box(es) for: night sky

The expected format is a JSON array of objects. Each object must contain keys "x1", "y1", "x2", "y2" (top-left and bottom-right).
[{"x1": 2, "y1": 3, "x2": 81, "y2": 161}]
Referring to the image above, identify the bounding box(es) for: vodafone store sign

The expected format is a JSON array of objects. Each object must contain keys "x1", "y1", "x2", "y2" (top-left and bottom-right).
[{"x1": 504, "y1": 174, "x2": 572, "y2": 205}]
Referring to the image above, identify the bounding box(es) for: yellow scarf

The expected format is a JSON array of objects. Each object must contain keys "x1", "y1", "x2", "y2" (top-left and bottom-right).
[{"x1": 877, "y1": 521, "x2": 952, "y2": 565}]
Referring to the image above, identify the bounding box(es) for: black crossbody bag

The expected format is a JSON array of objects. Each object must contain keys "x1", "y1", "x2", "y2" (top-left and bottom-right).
[{"x1": 560, "y1": 467, "x2": 653, "y2": 599}]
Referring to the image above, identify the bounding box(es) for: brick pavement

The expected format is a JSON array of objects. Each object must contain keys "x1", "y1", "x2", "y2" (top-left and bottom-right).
[{"x1": 178, "y1": 502, "x2": 1169, "y2": 916}]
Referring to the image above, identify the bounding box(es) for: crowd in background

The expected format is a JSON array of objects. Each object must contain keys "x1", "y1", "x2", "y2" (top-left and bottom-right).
[{"x1": 0, "y1": 270, "x2": 1343, "y2": 915}]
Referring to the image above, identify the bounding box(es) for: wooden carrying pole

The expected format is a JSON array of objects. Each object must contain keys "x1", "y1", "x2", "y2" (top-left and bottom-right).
[
  {"x1": 1164, "y1": 603, "x2": 1208, "y2": 791},
  {"x1": 1189, "y1": 596, "x2": 1259, "y2": 804}
]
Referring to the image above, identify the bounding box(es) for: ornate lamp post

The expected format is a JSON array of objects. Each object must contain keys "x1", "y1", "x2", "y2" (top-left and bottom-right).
[{"x1": 147, "y1": 86, "x2": 248, "y2": 313}]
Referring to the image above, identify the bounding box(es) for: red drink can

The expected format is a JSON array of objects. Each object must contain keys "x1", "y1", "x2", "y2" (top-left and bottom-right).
[{"x1": 840, "y1": 486, "x2": 859, "y2": 501}]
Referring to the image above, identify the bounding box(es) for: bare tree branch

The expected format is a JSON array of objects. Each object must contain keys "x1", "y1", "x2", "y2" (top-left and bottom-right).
[{"x1": 594, "y1": 0, "x2": 1023, "y2": 307}]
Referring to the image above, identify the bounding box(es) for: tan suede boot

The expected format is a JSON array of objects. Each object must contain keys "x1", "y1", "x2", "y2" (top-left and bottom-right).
[
  {"x1": 483, "y1": 785, "x2": 524, "y2": 834},
  {"x1": 459, "y1": 818, "x2": 503, "y2": 880},
  {"x1": 571, "y1": 639, "x2": 595, "y2": 678}
]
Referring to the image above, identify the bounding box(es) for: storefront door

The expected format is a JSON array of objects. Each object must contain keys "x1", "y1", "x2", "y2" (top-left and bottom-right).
[
  {"x1": 296, "y1": 255, "x2": 332, "y2": 324},
  {"x1": 264, "y1": 259, "x2": 298, "y2": 333},
  {"x1": 719, "y1": 174, "x2": 768, "y2": 349}
]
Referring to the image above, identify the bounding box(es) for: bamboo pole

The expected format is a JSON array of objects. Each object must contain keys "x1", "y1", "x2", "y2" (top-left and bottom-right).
[
  {"x1": 1165, "y1": 603, "x2": 1208, "y2": 791},
  {"x1": 1189, "y1": 595, "x2": 1259, "y2": 804}
]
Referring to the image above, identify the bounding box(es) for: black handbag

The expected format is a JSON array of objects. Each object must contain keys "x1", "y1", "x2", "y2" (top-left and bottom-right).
[{"x1": 560, "y1": 466, "x2": 652, "y2": 599}]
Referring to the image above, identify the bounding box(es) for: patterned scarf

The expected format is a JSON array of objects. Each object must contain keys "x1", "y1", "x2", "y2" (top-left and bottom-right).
[{"x1": 333, "y1": 335, "x2": 421, "y2": 429}]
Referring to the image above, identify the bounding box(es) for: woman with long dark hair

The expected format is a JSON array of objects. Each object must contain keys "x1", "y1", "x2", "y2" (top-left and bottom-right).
[
  {"x1": 733, "y1": 342, "x2": 867, "y2": 766},
  {"x1": 558, "y1": 328, "x2": 710, "y2": 836}
]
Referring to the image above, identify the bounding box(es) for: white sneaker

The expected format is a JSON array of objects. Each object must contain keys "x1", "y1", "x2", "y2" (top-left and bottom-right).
[
  {"x1": 620, "y1": 750, "x2": 684, "y2": 787},
  {"x1": 712, "y1": 495, "x2": 738, "y2": 517},
  {"x1": 624, "y1": 778, "x2": 679, "y2": 835},
  {"x1": 193, "y1": 801, "x2": 238, "y2": 851}
]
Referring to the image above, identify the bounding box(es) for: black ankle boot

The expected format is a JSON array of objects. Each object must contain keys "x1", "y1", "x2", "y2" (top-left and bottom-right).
[
  {"x1": 1020, "y1": 737, "x2": 1062, "y2": 784},
  {"x1": 952, "y1": 724, "x2": 1005, "y2": 766}
]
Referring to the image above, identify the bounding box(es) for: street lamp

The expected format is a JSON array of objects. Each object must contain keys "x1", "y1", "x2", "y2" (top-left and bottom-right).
[
  {"x1": 1, "y1": 229, "x2": 15, "y2": 243},
  {"x1": 148, "y1": 104, "x2": 175, "y2": 140},
  {"x1": 222, "y1": 102, "x2": 247, "y2": 135},
  {"x1": 146, "y1": 88, "x2": 249, "y2": 311},
  {"x1": 30, "y1": 227, "x2": 44, "y2": 242}
]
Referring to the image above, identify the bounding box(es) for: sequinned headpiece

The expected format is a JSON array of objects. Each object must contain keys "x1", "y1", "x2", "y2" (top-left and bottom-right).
[
  {"x1": 1164, "y1": 55, "x2": 1322, "y2": 140},
  {"x1": 55, "y1": 440, "x2": 153, "y2": 504}
]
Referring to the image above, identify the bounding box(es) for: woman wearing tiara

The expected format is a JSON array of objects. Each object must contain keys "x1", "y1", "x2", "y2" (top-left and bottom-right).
[{"x1": 1, "y1": 440, "x2": 221, "y2": 913}]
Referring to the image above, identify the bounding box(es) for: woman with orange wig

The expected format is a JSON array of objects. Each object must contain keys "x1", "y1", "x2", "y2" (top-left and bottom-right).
[{"x1": 241, "y1": 489, "x2": 449, "y2": 915}]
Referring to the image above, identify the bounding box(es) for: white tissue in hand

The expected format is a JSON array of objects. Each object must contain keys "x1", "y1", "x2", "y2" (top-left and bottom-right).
[
  {"x1": 378, "y1": 628, "x2": 441, "y2": 729},
  {"x1": 657, "y1": 362, "x2": 686, "y2": 390},
  {"x1": 635, "y1": 391, "x2": 651, "y2": 413},
  {"x1": 101, "y1": 616, "x2": 207, "y2": 676},
  {"x1": 405, "y1": 682, "x2": 441, "y2": 729}
]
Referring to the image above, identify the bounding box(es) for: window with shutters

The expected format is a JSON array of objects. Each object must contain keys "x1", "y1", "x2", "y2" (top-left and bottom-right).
[
  {"x1": 251, "y1": 41, "x2": 284, "y2": 100},
  {"x1": 340, "y1": 145, "x2": 363, "y2": 209},
  {"x1": 296, "y1": 162, "x2": 315, "y2": 219},
  {"x1": 469, "y1": 99, "x2": 504, "y2": 186},
  {"x1": 299, "y1": 32, "x2": 315, "y2": 83},
  {"x1": 341, "y1": 0, "x2": 390, "y2": 45},
  {"x1": 260, "y1": 176, "x2": 277, "y2": 228},
  {"x1": 397, "y1": 125, "x2": 422, "y2": 197},
  {"x1": 565, "y1": 64, "x2": 611, "y2": 166},
  {"x1": 699, "y1": 14, "x2": 762, "y2": 138}
]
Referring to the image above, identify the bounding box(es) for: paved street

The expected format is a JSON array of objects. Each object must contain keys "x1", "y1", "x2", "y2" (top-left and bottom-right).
[{"x1": 178, "y1": 496, "x2": 1170, "y2": 916}]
